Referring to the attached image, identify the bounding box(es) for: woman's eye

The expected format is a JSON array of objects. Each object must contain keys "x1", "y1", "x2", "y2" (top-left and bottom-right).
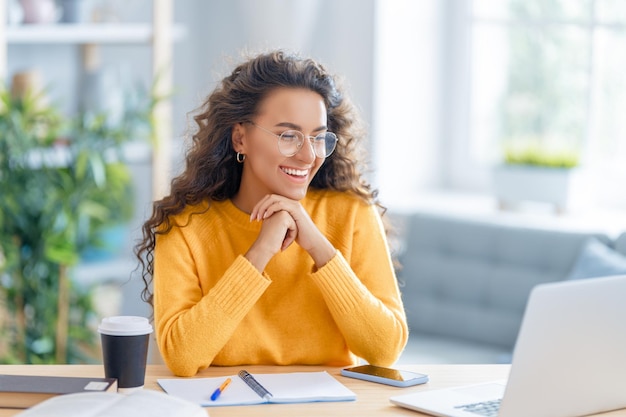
[{"x1": 281, "y1": 133, "x2": 298, "y2": 142}]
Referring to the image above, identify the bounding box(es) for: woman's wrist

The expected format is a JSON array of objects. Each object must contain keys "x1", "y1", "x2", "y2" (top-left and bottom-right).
[
  {"x1": 308, "y1": 240, "x2": 337, "y2": 269},
  {"x1": 245, "y1": 244, "x2": 274, "y2": 272}
]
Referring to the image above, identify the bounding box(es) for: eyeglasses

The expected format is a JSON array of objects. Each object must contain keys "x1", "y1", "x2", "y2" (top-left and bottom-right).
[{"x1": 249, "y1": 123, "x2": 338, "y2": 158}]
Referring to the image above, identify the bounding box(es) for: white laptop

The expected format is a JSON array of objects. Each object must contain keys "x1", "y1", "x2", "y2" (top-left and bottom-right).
[{"x1": 390, "y1": 274, "x2": 626, "y2": 417}]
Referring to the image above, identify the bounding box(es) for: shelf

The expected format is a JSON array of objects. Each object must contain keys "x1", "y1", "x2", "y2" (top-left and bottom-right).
[
  {"x1": 25, "y1": 141, "x2": 153, "y2": 169},
  {"x1": 6, "y1": 23, "x2": 186, "y2": 44}
]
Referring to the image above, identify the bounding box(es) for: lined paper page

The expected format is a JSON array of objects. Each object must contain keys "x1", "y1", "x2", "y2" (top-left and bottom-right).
[
  {"x1": 254, "y1": 372, "x2": 356, "y2": 403},
  {"x1": 158, "y1": 371, "x2": 356, "y2": 407}
]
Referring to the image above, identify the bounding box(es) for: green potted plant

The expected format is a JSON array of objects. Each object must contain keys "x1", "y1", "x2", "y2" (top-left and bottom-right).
[
  {"x1": 0, "y1": 80, "x2": 155, "y2": 364},
  {"x1": 493, "y1": 139, "x2": 581, "y2": 214}
]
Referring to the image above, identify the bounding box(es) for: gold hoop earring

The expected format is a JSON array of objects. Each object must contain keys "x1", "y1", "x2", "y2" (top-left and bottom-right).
[{"x1": 236, "y1": 152, "x2": 246, "y2": 163}]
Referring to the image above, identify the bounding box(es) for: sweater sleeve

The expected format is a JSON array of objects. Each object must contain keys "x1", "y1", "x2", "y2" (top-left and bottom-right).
[
  {"x1": 154, "y1": 225, "x2": 270, "y2": 376},
  {"x1": 309, "y1": 204, "x2": 408, "y2": 366}
]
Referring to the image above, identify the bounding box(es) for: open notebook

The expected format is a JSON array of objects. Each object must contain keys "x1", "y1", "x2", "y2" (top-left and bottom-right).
[
  {"x1": 390, "y1": 275, "x2": 626, "y2": 417},
  {"x1": 158, "y1": 370, "x2": 356, "y2": 407}
]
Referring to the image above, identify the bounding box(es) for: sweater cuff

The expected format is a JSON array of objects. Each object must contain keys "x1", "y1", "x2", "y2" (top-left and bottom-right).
[
  {"x1": 309, "y1": 251, "x2": 364, "y2": 314},
  {"x1": 210, "y1": 255, "x2": 271, "y2": 320}
]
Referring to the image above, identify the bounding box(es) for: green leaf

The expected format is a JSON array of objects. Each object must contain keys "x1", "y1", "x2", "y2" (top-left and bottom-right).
[
  {"x1": 75, "y1": 151, "x2": 89, "y2": 181},
  {"x1": 502, "y1": 139, "x2": 580, "y2": 168},
  {"x1": 44, "y1": 235, "x2": 79, "y2": 265},
  {"x1": 89, "y1": 153, "x2": 106, "y2": 188}
]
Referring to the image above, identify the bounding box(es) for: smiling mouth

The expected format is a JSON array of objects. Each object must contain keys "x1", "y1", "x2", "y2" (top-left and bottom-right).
[{"x1": 281, "y1": 167, "x2": 309, "y2": 177}]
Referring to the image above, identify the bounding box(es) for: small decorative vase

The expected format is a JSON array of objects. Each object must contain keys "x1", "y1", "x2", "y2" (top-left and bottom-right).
[
  {"x1": 19, "y1": 0, "x2": 59, "y2": 24},
  {"x1": 58, "y1": 0, "x2": 89, "y2": 23}
]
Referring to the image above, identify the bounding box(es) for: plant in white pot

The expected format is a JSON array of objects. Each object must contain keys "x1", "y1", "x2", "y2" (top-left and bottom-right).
[{"x1": 492, "y1": 139, "x2": 580, "y2": 214}]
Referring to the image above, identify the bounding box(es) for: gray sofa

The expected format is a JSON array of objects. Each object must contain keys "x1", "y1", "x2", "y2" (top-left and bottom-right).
[{"x1": 393, "y1": 211, "x2": 626, "y2": 364}]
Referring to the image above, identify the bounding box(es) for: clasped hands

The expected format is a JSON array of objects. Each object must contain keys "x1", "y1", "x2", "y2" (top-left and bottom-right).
[{"x1": 245, "y1": 194, "x2": 335, "y2": 272}]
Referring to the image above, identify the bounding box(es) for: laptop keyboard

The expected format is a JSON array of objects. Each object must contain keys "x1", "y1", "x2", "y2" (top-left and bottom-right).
[{"x1": 454, "y1": 398, "x2": 501, "y2": 416}]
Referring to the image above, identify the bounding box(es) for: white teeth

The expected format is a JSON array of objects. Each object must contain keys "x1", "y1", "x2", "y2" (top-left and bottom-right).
[{"x1": 282, "y1": 167, "x2": 308, "y2": 176}]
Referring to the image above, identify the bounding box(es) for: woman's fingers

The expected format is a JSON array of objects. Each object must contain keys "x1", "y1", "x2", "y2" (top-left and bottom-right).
[
  {"x1": 281, "y1": 221, "x2": 297, "y2": 251},
  {"x1": 249, "y1": 194, "x2": 274, "y2": 221},
  {"x1": 250, "y1": 194, "x2": 295, "y2": 222}
]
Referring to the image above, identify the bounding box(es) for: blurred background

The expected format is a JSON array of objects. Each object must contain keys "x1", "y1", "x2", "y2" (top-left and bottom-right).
[{"x1": 2, "y1": 0, "x2": 626, "y2": 363}]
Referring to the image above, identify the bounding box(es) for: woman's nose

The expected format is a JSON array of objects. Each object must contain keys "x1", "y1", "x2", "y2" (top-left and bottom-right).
[{"x1": 295, "y1": 138, "x2": 316, "y2": 163}]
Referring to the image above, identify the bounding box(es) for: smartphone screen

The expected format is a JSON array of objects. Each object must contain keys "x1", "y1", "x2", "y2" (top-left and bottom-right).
[
  {"x1": 341, "y1": 364, "x2": 429, "y2": 387},
  {"x1": 346, "y1": 365, "x2": 420, "y2": 381}
]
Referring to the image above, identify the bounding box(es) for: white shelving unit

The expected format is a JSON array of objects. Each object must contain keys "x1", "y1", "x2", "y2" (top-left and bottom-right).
[
  {"x1": 0, "y1": 1, "x2": 183, "y2": 322},
  {"x1": 0, "y1": 0, "x2": 181, "y2": 199}
]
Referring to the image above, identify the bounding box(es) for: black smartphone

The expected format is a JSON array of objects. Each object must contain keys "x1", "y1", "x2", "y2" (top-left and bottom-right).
[{"x1": 340, "y1": 364, "x2": 429, "y2": 387}]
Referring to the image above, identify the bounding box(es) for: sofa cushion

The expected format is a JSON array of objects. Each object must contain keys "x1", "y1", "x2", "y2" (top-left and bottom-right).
[{"x1": 566, "y1": 238, "x2": 626, "y2": 280}]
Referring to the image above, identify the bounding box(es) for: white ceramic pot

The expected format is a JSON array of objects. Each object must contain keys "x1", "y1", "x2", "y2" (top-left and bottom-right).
[{"x1": 492, "y1": 164, "x2": 575, "y2": 214}]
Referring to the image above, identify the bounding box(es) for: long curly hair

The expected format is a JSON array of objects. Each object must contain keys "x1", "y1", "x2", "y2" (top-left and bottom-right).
[{"x1": 135, "y1": 50, "x2": 380, "y2": 306}]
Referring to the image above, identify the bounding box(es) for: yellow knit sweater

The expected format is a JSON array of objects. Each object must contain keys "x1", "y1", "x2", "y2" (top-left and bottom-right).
[{"x1": 153, "y1": 189, "x2": 408, "y2": 376}]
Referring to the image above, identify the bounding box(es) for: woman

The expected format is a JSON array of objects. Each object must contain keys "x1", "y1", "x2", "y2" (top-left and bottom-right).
[{"x1": 136, "y1": 50, "x2": 408, "y2": 377}]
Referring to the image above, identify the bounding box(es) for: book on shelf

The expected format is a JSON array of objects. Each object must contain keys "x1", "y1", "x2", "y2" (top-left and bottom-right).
[
  {"x1": 0, "y1": 374, "x2": 117, "y2": 409},
  {"x1": 157, "y1": 370, "x2": 356, "y2": 407},
  {"x1": 15, "y1": 389, "x2": 206, "y2": 417}
]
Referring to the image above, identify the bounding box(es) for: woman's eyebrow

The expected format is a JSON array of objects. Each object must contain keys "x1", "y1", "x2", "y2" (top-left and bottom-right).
[{"x1": 275, "y1": 122, "x2": 328, "y2": 132}]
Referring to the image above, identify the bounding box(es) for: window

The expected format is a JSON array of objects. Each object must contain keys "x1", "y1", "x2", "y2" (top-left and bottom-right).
[
  {"x1": 373, "y1": 0, "x2": 625, "y2": 208},
  {"x1": 469, "y1": 0, "x2": 626, "y2": 174}
]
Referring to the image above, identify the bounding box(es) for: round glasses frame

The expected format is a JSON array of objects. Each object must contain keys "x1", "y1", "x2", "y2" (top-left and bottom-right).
[{"x1": 249, "y1": 122, "x2": 338, "y2": 158}]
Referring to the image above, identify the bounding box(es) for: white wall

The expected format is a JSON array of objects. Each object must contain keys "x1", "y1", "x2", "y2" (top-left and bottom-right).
[
  {"x1": 171, "y1": 0, "x2": 376, "y2": 168},
  {"x1": 372, "y1": 0, "x2": 444, "y2": 208}
]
